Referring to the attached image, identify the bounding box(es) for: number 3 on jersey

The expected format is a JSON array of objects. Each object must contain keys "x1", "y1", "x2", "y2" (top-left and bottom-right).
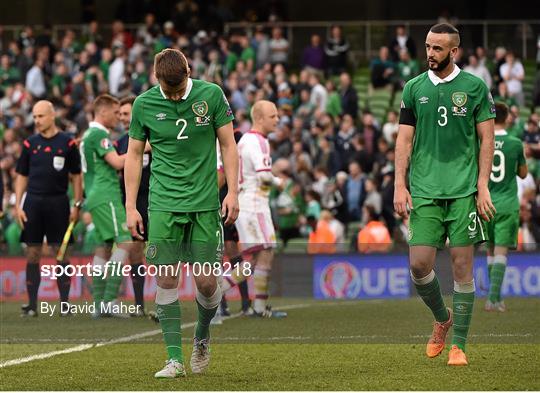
[
  {"x1": 437, "y1": 106, "x2": 447, "y2": 127},
  {"x1": 176, "y1": 118, "x2": 188, "y2": 140},
  {"x1": 490, "y1": 150, "x2": 505, "y2": 183}
]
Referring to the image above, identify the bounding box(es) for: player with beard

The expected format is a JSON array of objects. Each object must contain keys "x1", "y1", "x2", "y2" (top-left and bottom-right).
[{"x1": 394, "y1": 23, "x2": 496, "y2": 366}]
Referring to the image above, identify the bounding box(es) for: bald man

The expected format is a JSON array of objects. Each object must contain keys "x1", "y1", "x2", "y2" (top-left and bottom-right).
[
  {"x1": 15, "y1": 100, "x2": 83, "y2": 317},
  {"x1": 230, "y1": 100, "x2": 286, "y2": 318}
]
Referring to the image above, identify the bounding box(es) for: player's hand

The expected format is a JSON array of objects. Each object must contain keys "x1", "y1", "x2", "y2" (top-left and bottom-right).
[
  {"x1": 69, "y1": 207, "x2": 80, "y2": 223},
  {"x1": 477, "y1": 186, "x2": 496, "y2": 222},
  {"x1": 222, "y1": 192, "x2": 239, "y2": 226},
  {"x1": 394, "y1": 185, "x2": 413, "y2": 218},
  {"x1": 126, "y1": 207, "x2": 144, "y2": 240},
  {"x1": 15, "y1": 206, "x2": 27, "y2": 229}
]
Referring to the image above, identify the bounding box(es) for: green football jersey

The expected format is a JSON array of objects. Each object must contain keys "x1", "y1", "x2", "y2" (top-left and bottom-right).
[
  {"x1": 401, "y1": 66, "x2": 496, "y2": 198},
  {"x1": 129, "y1": 78, "x2": 234, "y2": 212},
  {"x1": 489, "y1": 130, "x2": 526, "y2": 213},
  {"x1": 80, "y1": 121, "x2": 122, "y2": 210}
]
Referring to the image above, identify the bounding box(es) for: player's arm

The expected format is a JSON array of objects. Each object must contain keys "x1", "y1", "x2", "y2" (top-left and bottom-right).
[
  {"x1": 67, "y1": 138, "x2": 83, "y2": 222},
  {"x1": 104, "y1": 150, "x2": 126, "y2": 170},
  {"x1": 517, "y1": 164, "x2": 528, "y2": 179},
  {"x1": 394, "y1": 112, "x2": 415, "y2": 221},
  {"x1": 124, "y1": 137, "x2": 145, "y2": 239},
  {"x1": 14, "y1": 174, "x2": 28, "y2": 228},
  {"x1": 217, "y1": 121, "x2": 239, "y2": 225},
  {"x1": 394, "y1": 82, "x2": 415, "y2": 218},
  {"x1": 476, "y1": 119, "x2": 496, "y2": 221},
  {"x1": 14, "y1": 139, "x2": 31, "y2": 228}
]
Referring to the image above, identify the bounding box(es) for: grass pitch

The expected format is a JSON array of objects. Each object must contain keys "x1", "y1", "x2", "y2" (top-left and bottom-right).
[{"x1": 1, "y1": 297, "x2": 538, "y2": 390}]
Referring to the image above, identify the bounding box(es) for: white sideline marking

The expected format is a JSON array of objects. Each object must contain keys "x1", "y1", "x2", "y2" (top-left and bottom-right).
[{"x1": 0, "y1": 303, "x2": 311, "y2": 368}]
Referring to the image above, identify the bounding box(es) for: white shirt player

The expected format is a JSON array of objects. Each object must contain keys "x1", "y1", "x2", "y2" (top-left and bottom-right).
[{"x1": 237, "y1": 131, "x2": 276, "y2": 213}]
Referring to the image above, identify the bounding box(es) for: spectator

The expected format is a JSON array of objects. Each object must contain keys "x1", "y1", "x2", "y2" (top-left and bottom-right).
[
  {"x1": 345, "y1": 161, "x2": 366, "y2": 221},
  {"x1": 363, "y1": 176, "x2": 382, "y2": 215},
  {"x1": 370, "y1": 46, "x2": 395, "y2": 89},
  {"x1": 492, "y1": 46, "x2": 507, "y2": 87},
  {"x1": 239, "y1": 35, "x2": 256, "y2": 73},
  {"x1": 339, "y1": 72, "x2": 359, "y2": 119},
  {"x1": 325, "y1": 79, "x2": 342, "y2": 119},
  {"x1": 25, "y1": 58, "x2": 46, "y2": 99},
  {"x1": 324, "y1": 25, "x2": 349, "y2": 76},
  {"x1": 500, "y1": 51, "x2": 525, "y2": 106},
  {"x1": 396, "y1": 49, "x2": 419, "y2": 88},
  {"x1": 269, "y1": 27, "x2": 289, "y2": 66},
  {"x1": 136, "y1": 13, "x2": 160, "y2": 47},
  {"x1": 357, "y1": 205, "x2": 392, "y2": 253},
  {"x1": 109, "y1": 46, "x2": 129, "y2": 97},
  {"x1": 111, "y1": 20, "x2": 134, "y2": 49},
  {"x1": 0, "y1": 55, "x2": 22, "y2": 90},
  {"x1": 302, "y1": 34, "x2": 325, "y2": 73},
  {"x1": 305, "y1": 190, "x2": 322, "y2": 219},
  {"x1": 494, "y1": 81, "x2": 518, "y2": 109},
  {"x1": 360, "y1": 111, "x2": 382, "y2": 158},
  {"x1": 389, "y1": 25, "x2": 417, "y2": 62},
  {"x1": 464, "y1": 54, "x2": 492, "y2": 90},
  {"x1": 312, "y1": 166, "x2": 329, "y2": 195},
  {"x1": 254, "y1": 27, "x2": 271, "y2": 69},
  {"x1": 382, "y1": 110, "x2": 399, "y2": 145},
  {"x1": 334, "y1": 114, "x2": 357, "y2": 171},
  {"x1": 307, "y1": 211, "x2": 336, "y2": 254},
  {"x1": 308, "y1": 72, "x2": 328, "y2": 113}
]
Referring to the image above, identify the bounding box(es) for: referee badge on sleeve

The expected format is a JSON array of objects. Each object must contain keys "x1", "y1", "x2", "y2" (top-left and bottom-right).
[{"x1": 53, "y1": 156, "x2": 65, "y2": 171}]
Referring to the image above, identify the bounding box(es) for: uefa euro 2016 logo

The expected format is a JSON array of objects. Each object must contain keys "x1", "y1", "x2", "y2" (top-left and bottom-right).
[{"x1": 320, "y1": 262, "x2": 361, "y2": 299}]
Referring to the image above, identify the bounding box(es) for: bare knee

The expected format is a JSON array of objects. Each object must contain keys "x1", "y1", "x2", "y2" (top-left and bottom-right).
[
  {"x1": 195, "y1": 276, "x2": 217, "y2": 297},
  {"x1": 156, "y1": 274, "x2": 179, "y2": 289},
  {"x1": 26, "y1": 246, "x2": 42, "y2": 264}
]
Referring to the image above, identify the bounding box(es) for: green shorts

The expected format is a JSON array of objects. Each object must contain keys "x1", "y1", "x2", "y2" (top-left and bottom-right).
[
  {"x1": 486, "y1": 211, "x2": 519, "y2": 249},
  {"x1": 408, "y1": 194, "x2": 488, "y2": 249},
  {"x1": 90, "y1": 201, "x2": 131, "y2": 243},
  {"x1": 146, "y1": 209, "x2": 223, "y2": 265}
]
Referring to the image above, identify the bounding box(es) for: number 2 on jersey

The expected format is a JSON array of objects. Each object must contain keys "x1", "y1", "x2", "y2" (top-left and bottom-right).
[
  {"x1": 176, "y1": 118, "x2": 188, "y2": 140},
  {"x1": 490, "y1": 150, "x2": 505, "y2": 183}
]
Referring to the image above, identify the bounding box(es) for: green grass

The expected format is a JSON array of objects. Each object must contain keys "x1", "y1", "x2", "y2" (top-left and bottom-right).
[{"x1": 1, "y1": 298, "x2": 539, "y2": 390}]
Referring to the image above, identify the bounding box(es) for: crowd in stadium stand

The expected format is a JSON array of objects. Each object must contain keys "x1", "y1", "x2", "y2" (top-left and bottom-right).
[{"x1": 1, "y1": 16, "x2": 540, "y2": 255}]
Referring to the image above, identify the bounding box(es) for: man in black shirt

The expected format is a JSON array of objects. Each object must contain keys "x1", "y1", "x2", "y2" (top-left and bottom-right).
[
  {"x1": 15, "y1": 100, "x2": 83, "y2": 317},
  {"x1": 115, "y1": 96, "x2": 148, "y2": 316}
]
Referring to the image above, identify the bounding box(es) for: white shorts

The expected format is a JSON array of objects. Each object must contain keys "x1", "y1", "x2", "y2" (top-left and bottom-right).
[{"x1": 235, "y1": 210, "x2": 277, "y2": 253}]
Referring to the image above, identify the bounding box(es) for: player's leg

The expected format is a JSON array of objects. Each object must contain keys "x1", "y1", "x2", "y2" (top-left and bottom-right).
[
  {"x1": 44, "y1": 194, "x2": 71, "y2": 310},
  {"x1": 22, "y1": 246, "x2": 42, "y2": 316},
  {"x1": 408, "y1": 197, "x2": 451, "y2": 357},
  {"x1": 147, "y1": 211, "x2": 186, "y2": 378},
  {"x1": 488, "y1": 212, "x2": 518, "y2": 311},
  {"x1": 489, "y1": 246, "x2": 508, "y2": 311},
  {"x1": 130, "y1": 198, "x2": 149, "y2": 316},
  {"x1": 154, "y1": 267, "x2": 185, "y2": 378},
  {"x1": 448, "y1": 245, "x2": 474, "y2": 366},
  {"x1": 189, "y1": 210, "x2": 224, "y2": 374},
  {"x1": 446, "y1": 194, "x2": 485, "y2": 365},
  {"x1": 20, "y1": 194, "x2": 44, "y2": 316},
  {"x1": 129, "y1": 241, "x2": 146, "y2": 316},
  {"x1": 225, "y1": 219, "x2": 251, "y2": 312},
  {"x1": 96, "y1": 201, "x2": 132, "y2": 308},
  {"x1": 92, "y1": 243, "x2": 112, "y2": 317}
]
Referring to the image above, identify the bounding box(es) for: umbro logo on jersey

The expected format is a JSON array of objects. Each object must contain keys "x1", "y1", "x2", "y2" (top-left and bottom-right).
[
  {"x1": 156, "y1": 113, "x2": 167, "y2": 121},
  {"x1": 419, "y1": 96, "x2": 429, "y2": 104}
]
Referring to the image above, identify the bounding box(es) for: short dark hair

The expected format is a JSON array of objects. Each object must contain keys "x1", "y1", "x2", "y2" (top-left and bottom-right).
[
  {"x1": 154, "y1": 48, "x2": 189, "y2": 87},
  {"x1": 120, "y1": 96, "x2": 136, "y2": 106},
  {"x1": 93, "y1": 94, "x2": 120, "y2": 112},
  {"x1": 429, "y1": 23, "x2": 460, "y2": 46},
  {"x1": 494, "y1": 102, "x2": 509, "y2": 125}
]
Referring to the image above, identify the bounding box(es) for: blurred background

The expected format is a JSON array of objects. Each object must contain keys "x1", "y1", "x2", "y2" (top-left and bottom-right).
[{"x1": 0, "y1": 1, "x2": 539, "y2": 299}]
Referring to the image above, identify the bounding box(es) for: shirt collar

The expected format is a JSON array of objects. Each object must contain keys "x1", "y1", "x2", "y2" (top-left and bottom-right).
[
  {"x1": 89, "y1": 121, "x2": 109, "y2": 134},
  {"x1": 428, "y1": 65, "x2": 461, "y2": 86},
  {"x1": 159, "y1": 78, "x2": 193, "y2": 100},
  {"x1": 495, "y1": 129, "x2": 508, "y2": 136}
]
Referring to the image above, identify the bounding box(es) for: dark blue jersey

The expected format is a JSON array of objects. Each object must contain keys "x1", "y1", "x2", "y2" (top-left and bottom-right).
[
  {"x1": 16, "y1": 131, "x2": 81, "y2": 196},
  {"x1": 115, "y1": 133, "x2": 151, "y2": 201}
]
